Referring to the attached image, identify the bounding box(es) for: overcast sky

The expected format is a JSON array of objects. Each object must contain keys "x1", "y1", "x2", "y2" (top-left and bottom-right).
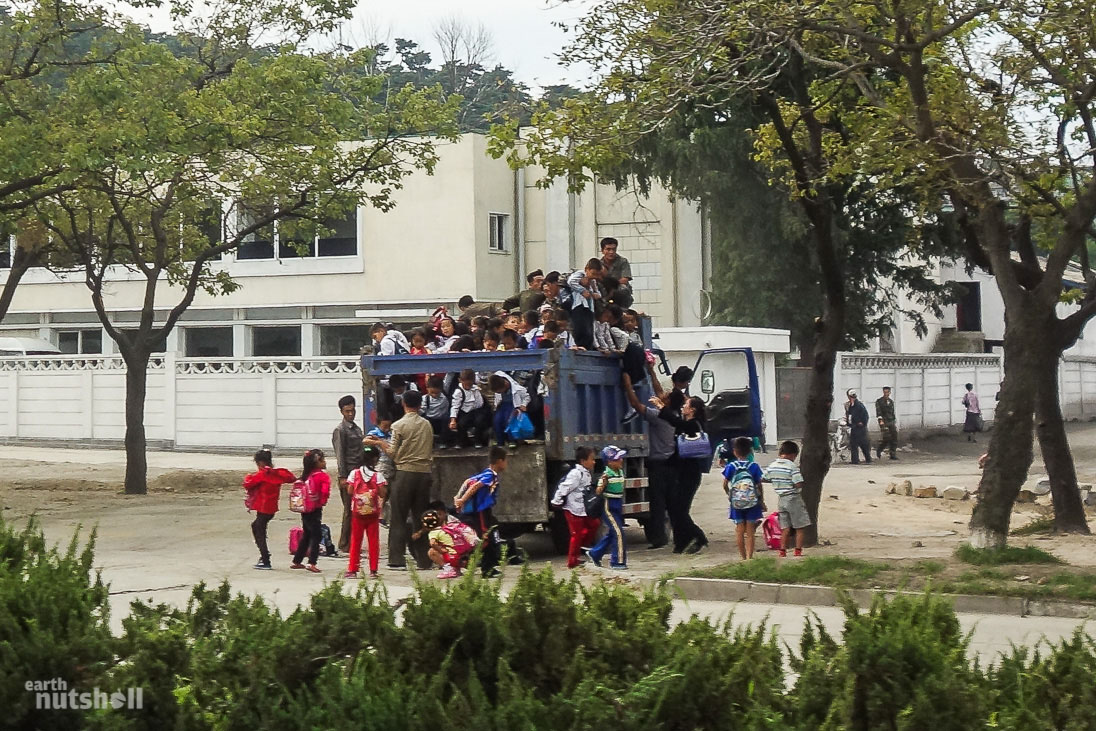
[{"x1": 337, "y1": 0, "x2": 592, "y2": 89}]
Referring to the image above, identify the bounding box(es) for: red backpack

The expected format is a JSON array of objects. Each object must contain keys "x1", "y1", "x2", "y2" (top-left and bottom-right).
[
  {"x1": 288, "y1": 478, "x2": 319, "y2": 513},
  {"x1": 762, "y1": 511, "x2": 782, "y2": 551}
]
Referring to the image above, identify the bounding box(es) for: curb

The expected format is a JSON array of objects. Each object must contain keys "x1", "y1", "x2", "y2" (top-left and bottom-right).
[{"x1": 672, "y1": 577, "x2": 1096, "y2": 619}]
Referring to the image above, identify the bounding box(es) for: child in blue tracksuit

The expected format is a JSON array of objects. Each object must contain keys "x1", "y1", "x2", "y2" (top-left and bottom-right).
[{"x1": 586, "y1": 445, "x2": 628, "y2": 570}]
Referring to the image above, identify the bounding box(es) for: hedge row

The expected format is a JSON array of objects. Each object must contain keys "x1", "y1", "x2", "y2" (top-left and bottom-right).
[{"x1": 4, "y1": 518, "x2": 1096, "y2": 730}]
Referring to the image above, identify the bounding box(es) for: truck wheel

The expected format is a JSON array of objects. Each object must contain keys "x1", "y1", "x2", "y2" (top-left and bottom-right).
[{"x1": 548, "y1": 510, "x2": 571, "y2": 555}]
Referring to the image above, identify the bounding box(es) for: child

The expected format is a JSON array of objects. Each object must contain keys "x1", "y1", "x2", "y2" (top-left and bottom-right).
[
  {"x1": 550, "y1": 446, "x2": 602, "y2": 569},
  {"x1": 594, "y1": 305, "x2": 628, "y2": 354},
  {"x1": 344, "y1": 446, "x2": 386, "y2": 579},
  {"x1": 554, "y1": 308, "x2": 577, "y2": 349},
  {"x1": 585, "y1": 445, "x2": 627, "y2": 570},
  {"x1": 371, "y1": 322, "x2": 410, "y2": 355},
  {"x1": 537, "y1": 321, "x2": 562, "y2": 348},
  {"x1": 388, "y1": 375, "x2": 417, "y2": 408},
  {"x1": 364, "y1": 418, "x2": 394, "y2": 527},
  {"x1": 420, "y1": 376, "x2": 452, "y2": 448},
  {"x1": 482, "y1": 331, "x2": 500, "y2": 352},
  {"x1": 723, "y1": 436, "x2": 765, "y2": 560},
  {"x1": 566, "y1": 258, "x2": 604, "y2": 349},
  {"x1": 290, "y1": 448, "x2": 332, "y2": 573},
  {"x1": 499, "y1": 328, "x2": 520, "y2": 351},
  {"x1": 433, "y1": 317, "x2": 459, "y2": 353},
  {"x1": 449, "y1": 369, "x2": 491, "y2": 447},
  {"x1": 420, "y1": 506, "x2": 480, "y2": 579},
  {"x1": 454, "y1": 446, "x2": 510, "y2": 577},
  {"x1": 409, "y1": 330, "x2": 430, "y2": 389},
  {"x1": 243, "y1": 449, "x2": 296, "y2": 570},
  {"x1": 764, "y1": 440, "x2": 811, "y2": 557},
  {"x1": 488, "y1": 372, "x2": 530, "y2": 447}
]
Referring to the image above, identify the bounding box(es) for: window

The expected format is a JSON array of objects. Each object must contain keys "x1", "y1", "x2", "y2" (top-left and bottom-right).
[
  {"x1": 233, "y1": 203, "x2": 358, "y2": 261},
  {"x1": 184, "y1": 327, "x2": 233, "y2": 357},
  {"x1": 252, "y1": 325, "x2": 301, "y2": 356},
  {"x1": 319, "y1": 325, "x2": 372, "y2": 356},
  {"x1": 119, "y1": 329, "x2": 169, "y2": 353},
  {"x1": 489, "y1": 213, "x2": 509, "y2": 252},
  {"x1": 57, "y1": 329, "x2": 103, "y2": 355}
]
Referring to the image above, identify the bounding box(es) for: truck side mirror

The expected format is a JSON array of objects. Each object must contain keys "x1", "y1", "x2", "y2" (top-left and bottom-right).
[{"x1": 701, "y1": 370, "x2": 715, "y2": 395}]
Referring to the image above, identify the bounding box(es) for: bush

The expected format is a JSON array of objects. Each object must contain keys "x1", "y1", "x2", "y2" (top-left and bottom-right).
[
  {"x1": 9, "y1": 516, "x2": 1096, "y2": 730},
  {"x1": 955, "y1": 544, "x2": 1063, "y2": 565}
]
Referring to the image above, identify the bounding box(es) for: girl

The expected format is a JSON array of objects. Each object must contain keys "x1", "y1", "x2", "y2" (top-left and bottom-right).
[
  {"x1": 654, "y1": 391, "x2": 711, "y2": 554},
  {"x1": 243, "y1": 449, "x2": 296, "y2": 570},
  {"x1": 344, "y1": 446, "x2": 386, "y2": 579},
  {"x1": 409, "y1": 330, "x2": 430, "y2": 390},
  {"x1": 290, "y1": 449, "x2": 331, "y2": 573},
  {"x1": 433, "y1": 317, "x2": 460, "y2": 353}
]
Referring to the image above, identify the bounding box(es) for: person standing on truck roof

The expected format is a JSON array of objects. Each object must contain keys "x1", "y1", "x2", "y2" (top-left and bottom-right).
[
  {"x1": 623, "y1": 361, "x2": 672, "y2": 550},
  {"x1": 567, "y1": 258, "x2": 604, "y2": 350},
  {"x1": 332, "y1": 395, "x2": 365, "y2": 554},
  {"x1": 372, "y1": 390, "x2": 434, "y2": 571},
  {"x1": 600, "y1": 238, "x2": 634, "y2": 309}
]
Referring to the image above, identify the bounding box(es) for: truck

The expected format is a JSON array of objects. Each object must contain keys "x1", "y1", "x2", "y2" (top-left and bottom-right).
[{"x1": 360, "y1": 321, "x2": 761, "y2": 553}]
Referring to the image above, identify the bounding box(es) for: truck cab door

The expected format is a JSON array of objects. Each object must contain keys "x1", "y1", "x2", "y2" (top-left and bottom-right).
[{"x1": 692, "y1": 348, "x2": 761, "y2": 445}]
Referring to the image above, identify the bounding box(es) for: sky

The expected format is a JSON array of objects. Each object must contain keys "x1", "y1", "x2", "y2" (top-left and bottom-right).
[{"x1": 336, "y1": 0, "x2": 593, "y2": 89}]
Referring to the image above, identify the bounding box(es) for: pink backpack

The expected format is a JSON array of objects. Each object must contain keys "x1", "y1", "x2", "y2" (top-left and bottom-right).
[
  {"x1": 288, "y1": 478, "x2": 320, "y2": 513},
  {"x1": 762, "y1": 511, "x2": 782, "y2": 551},
  {"x1": 439, "y1": 521, "x2": 479, "y2": 554}
]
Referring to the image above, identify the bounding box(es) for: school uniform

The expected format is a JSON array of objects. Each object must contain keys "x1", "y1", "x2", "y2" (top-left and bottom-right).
[
  {"x1": 587, "y1": 466, "x2": 627, "y2": 569},
  {"x1": 491, "y1": 371, "x2": 530, "y2": 445},
  {"x1": 551, "y1": 464, "x2": 602, "y2": 568},
  {"x1": 450, "y1": 384, "x2": 491, "y2": 447}
]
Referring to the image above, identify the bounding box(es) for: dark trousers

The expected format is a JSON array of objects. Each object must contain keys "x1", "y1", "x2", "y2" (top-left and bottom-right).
[
  {"x1": 571, "y1": 307, "x2": 595, "y2": 349},
  {"x1": 462, "y1": 508, "x2": 503, "y2": 576},
  {"x1": 428, "y1": 416, "x2": 454, "y2": 447},
  {"x1": 493, "y1": 401, "x2": 515, "y2": 445},
  {"x1": 877, "y1": 421, "x2": 898, "y2": 458},
  {"x1": 456, "y1": 407, "x2": 492, "y2": 447},
  {"x1": 644, "y1": 459, "x2": 673, "y2": 547},
  {"x1": 292, "y1": 509, "x2": 322, "y2": 565},
  {"x1": 251, "y1": 512, "x2": 274, "y2": 563},
  {"x1": 850, "y1": 428, "x2": 872, "y2": 464},
  {"x1": 589, "y1": 497, "x2": 626, "y2": 567},
  {"x1": 667, "y1": 459, "x2": 707, "y2": 552},
  {"x1": 387, "y1": 470, "x2": 433, "y2": 569},
  {"x1": 337, "y1": 481, "x2": 352, "y2": 552}
]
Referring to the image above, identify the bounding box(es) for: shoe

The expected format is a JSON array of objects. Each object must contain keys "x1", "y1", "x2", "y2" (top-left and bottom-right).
[
  {"x1": 875, "y1": 448, "x2": 882, "y2": 459},
  {"x1": 622, "y1": 408, "x2": 638, "y2": 425},
  {"x1": 889, "y1": 455, "x2": 898, "y2": 460},
  {"x1": 793, "y1": 549, "x2": 803, "y2": 557},
  {"x1": 583, "y1": 549, "x2": 602, "y2": 568},
  {"x1": 437, "y1": 565, "x2": 460, "y2": 579},
  {"x1": 671, "y1": 547, "x2": 685, "y2": 555},
  {"x1": 684, "y1": 540, "x2": 707, "y2": 555},
  {"x1": 343, "y1": 571, "x2": 359, "y2": 579},
  {"x1": 254, "y1": 562, "x2": 273, "y2": 570},
  {"x1": 387, "y1": 564, "x2": 408, "y2": 572},
  {"x1": 778, "y1": 549, "x2": 787, "y2": 557},
  {"x1": 647, "y1": 542, "x2": 668, "y2": 550},
  {"x1": 306, "y1": 565, "x2": 322, "y2": 573},
  {"x1": 369, "y1": 571, "x2": 379, "y2": 579},
  {"x1": 483, "y1": 568, "x2": 503, "y2": 578},
  {"x1": 290, "y1": 562, "x2": 306, "y2": 570},
  {"x1": 506, "y1": 442, "x2": 519, "y2": 449},
  {"x1": 609, "y1": 563, "x2": 628, "y2": 570},
  {"x1": 437, "y1": 443, "x2": 449, "y2": 450}
]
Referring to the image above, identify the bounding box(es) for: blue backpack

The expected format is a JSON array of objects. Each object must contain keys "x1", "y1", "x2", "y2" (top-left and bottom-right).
[{"x1": 728, "y1": 462, "x2": 759, "y2": 510}]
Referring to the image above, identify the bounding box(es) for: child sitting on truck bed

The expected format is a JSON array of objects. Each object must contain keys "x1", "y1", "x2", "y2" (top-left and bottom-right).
[{"x1": 449, "y1": 369, "x2": 491, "y2": 448}]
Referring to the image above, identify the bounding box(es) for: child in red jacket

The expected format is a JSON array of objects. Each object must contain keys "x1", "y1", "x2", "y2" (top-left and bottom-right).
[{"x1": 243, "y1": 449, "x2": 296, "y2": 570}]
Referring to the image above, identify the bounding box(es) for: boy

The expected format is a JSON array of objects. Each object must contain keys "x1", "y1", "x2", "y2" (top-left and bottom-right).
[
  {"x1": 765, "y1": 440, "x2": 811, "y2": 557},
  {"x1": 566, "y1": 258, "x2": 604, "y2": 349},
  {"x1": 550, "y1": 446, "x2": 602, "y2": 568},
  {"x1": 585, "y1": 445, "x2": 628, "y2": 570},
  {"x1": 449, "y1": 369, "x2": 491, "y2": 447},
  {"x1": 499, "y1": 329, "x2": 521, "y2": 351},
  {"x1": 488, "y1": 372, "x2": 530, "y2": 447},
  {"x1": 420, "y1": 376, "x2": 452, "y2": 448},
  {"x1": 723, "y1": 436, "x2": 765, "y2": 560},
  {"x1": 554, "y1": 308, "x2": 577, "y2": 349},
  {"x1": 371, "y1": 322, "x2": 410, "y2": 355},
  {"x1": 454, "y1": 446, "x2": 510, "y2": 576},
  {"x1": 482, "y1": 331, "x2": 501, "y2": 352},
  {"x1": 502, "y1": 313, "x2": 529, "y2": 349},
  {"x1": 537, "y1": 321, "x2": 562, "y2": 348}
]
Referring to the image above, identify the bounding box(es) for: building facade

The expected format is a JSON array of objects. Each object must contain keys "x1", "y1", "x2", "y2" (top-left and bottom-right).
[{"x1": 0, "y1": 134, "x2": 711, "y2": 357}]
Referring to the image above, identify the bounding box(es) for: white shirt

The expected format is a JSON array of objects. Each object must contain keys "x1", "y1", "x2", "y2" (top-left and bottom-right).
[
  {"x1": 551, "y1": 464, "x2": 592, "y2": 515},
  {"x1": 492, "y1": 371, "x2": 531, "y2": 409},
  {"x1": 450, "y1": 385, "x2": 486, "y2": 418}
]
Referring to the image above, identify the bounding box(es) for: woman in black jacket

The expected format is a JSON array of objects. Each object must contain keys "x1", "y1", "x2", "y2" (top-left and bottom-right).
[{"x1": 653, "y1": 390, "x2": 710, "y2": 554}]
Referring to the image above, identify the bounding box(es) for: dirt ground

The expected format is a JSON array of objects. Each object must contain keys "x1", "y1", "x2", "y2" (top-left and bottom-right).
[{"x1": 4, "y1": 424, "x2": 1096, "y2": 624}]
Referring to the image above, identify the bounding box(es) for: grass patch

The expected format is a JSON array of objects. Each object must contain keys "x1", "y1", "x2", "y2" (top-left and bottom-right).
[
  {"x1": 955, "y1": 543, "x2": 1063, "y2": 566},
  {"x1": 692, "y1": 555, "x2": 883, "y2": 587},
  {"x1": 1010, "y1": 516, "x2": 1056, "y2": 536}
]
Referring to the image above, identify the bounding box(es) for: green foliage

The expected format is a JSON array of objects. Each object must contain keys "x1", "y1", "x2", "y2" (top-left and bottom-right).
[
  {"x1": 955, "y1": 544, "x2": 1064, "y2": 566},
  {"x1": 1010, "y1": 517, "x2": 1056, "y2": 536}
]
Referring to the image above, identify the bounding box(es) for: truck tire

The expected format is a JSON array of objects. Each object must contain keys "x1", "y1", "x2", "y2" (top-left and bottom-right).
[{"x1": 548, "y1": 509, "x2": 571, "y2": 555}]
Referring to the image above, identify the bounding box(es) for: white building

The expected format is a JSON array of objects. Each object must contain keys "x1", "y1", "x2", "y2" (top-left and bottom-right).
[{"x1": 0, "y1": 133, "x2": 713, "y2": 357}]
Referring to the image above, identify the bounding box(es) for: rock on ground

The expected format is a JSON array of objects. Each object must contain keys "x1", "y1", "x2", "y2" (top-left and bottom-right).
[
  {"x1": 942, "y1": 486, "x2": 968, "y2": 501},
  {"x1": 913, "y1": 485, "x2": 938, "y2": 499}
]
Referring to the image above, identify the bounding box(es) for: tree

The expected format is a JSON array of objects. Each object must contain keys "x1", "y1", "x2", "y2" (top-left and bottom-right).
[
  {"x1": 26, "y1": 0, "x2": 459, "y2": 495},
  {"x1": 490, "y1": 1, "x2": 957, "y2": 543}
]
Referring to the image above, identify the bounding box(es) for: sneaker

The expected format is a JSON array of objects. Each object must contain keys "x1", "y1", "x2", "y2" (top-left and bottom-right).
[
  {"x1": 506, "y1": 442, "x2": 519, "y2": 449},
  {"x1": 437, "y1": 443, "x2": 449, "y2": 450},
  {"x1": 889, "y1": 455, "x2": 898, "y2": 460},
  {"x1": 483, "y1": 567, "x2": 503, "y2": 578},
  {"x1": 387, "y1": 564, "x2": 408, "y2": 572},
  {"x1": 609, "y1": 563, "x2": 628, "y2": 570},
  {"x1": 778, "y1": 549, "x2": 787, "y2": 558},
  {"x1": 622, "y1": 408, "x2": 638, "y2": 425},
  {"x1": 684, "y1": 538, "x2": 707, "y2": 555},
  {"x1": 343, "y1": 571, "x2": 359, "y2": 579},
  {"x1": 290, "y1": 562, "x2": 306, "y2": 570},
  {"x1": 254, "y1": 562, "x2": 273, "y2": 570},
  {"x1": 583, "y1": 549, "x2": 602, "y2": 568},
  {"x1": 793, "y1": 549, "x2": 803, "y2": 557},
  {"x1": 437, "y1": 565, "x2": 460, "y2": 579},
  {"x1": 647, "y1": 542, "x2": 668, "y2": 550}
]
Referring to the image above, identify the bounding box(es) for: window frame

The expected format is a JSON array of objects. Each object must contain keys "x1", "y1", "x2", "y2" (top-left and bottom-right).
[
  {"x1": 488, "y1": 212, "x2": 510, "y2": 253},
  {"x1": 231, "y1": 203, "x2": 359, "y2": 262}
]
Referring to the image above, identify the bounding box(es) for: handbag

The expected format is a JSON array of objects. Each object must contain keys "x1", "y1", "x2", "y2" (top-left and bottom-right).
[
  {"x1": 505, "y1": 410, "x2": 535, "y2": 441},
  {"x1": 676, "y1": 431, "x2": 712, "y2": 459}
]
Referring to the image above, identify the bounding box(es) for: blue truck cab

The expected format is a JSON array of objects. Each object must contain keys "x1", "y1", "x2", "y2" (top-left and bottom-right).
[{"x1": 360, "y1": 320, "x2": 761, "y2": 552}]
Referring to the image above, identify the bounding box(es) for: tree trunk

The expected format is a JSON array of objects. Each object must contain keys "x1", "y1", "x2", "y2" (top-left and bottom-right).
[
  {"x1": 799, "y1": 323, "x2": 841, "y2": 547},
  {"x1": 968, "y1": 319, "x2": 1039, "y2": 548},
  {"x1": 122, "y1": 349, "x2": 151, "y2": 495},
  {"x1": 1034, "y1": 352, "x2": 1090, "y2": 533},
  {"x1": 0, "y1": 247, "x2": 37, "y2": 324}
]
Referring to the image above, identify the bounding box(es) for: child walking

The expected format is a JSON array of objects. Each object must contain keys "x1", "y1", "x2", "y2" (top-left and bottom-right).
[
  {"x1": 454, "y1": 446, "x2": 509, "y2": 577},
  {"x1": 764, "y1": 440, "x2": 811, "y2": 557},
  {"x1": 723, "y1": 437, "x2": 765, "y2": 560},
  {"x1": 344, "y1": 446, "x2": 386, "y2": 579},
  {"x1": 586, "y1": 445, "x2": 628, "y2": 570},
  {"x1": 242, "y1": 449, "x2": 296, "y2": 570},
  {"x1": 290, "y1": 448, "x2": 332, "y2": 573},
  {"x1": 550, "y1": 446, "x2": 602, "y2": 569}
]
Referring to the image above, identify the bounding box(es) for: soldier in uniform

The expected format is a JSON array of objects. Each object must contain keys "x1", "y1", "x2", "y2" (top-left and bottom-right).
[{"x1": 875, "y1": 386, "x2": 898, "y2": 460}]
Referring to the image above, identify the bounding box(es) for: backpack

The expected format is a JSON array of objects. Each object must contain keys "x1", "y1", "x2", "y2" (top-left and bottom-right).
[
  {"x1": 439, "y1": 521, "x2": 480, "y2": 554},
  {"x1": 351, "y1": 470, "x2": 382, "y2": 516},
  {"x1": 728, "y1": 463, "x2": 759, "y2": 510},
  {"x1": 582, "y1": 481, "x2": 604, "y2": 519},
  {"x1": 288, "y1": 477, "x2": 320, "y2": 513},
  {"x1": 288, "y1": 526, "x2": 303, "y2": 554},
  {"x1": 762, "y1": 511, "x2": 782, "y2": 550}
]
